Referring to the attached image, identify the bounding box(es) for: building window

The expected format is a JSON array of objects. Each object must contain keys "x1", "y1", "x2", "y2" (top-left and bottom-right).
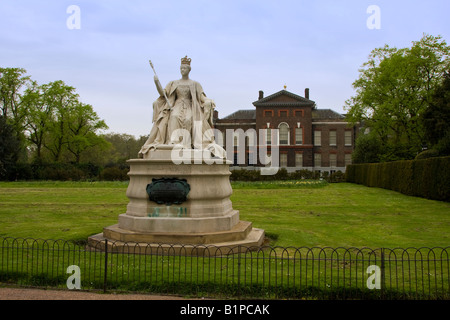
[
  {"x1": 314, "y1": 130, "x2": 321, "y2": 146},
  {"x1": 295, "y1": 128, "x2": 303, "y2": 145},
  {"x1": 278, "y1": 110, "x2": 288, "y2": 117},
  {"x1": 233, "y1": 133, "x2": 242, "y2": 147},
  {"x1": 266, "y1": 128, "x2": 271, "y2": 145},
  {"x1": 345, "y1": 154, "x2": 352, "y2": 166},
  {"x1": 246, "y1": 134, "x2": 255, "y2": 147},
  {"x1": 329, "y1": 130, "x2": 336, "y2": 146},
  {"x1": 279, "y1": 122, "x2": 290, "y2": 145},
  {"x1": 294, "y1": 109, "x2": 304, "y2": 117},
  {"x1": 280, "y1": 153, "x2": 288, "y2": 167},
  {"x1": 295, "y1": 153, "x2": 303, "y2": 168},
  {"x1": 345, "y1": 131, "x2": 352, "y2": 146},
  {"x1": 264, "y1": 110, "x2": 274, "y2": 117},
  {"x1": 233, "y1": 135, "x2": 239, "y2": 147},
  {"x1": 314, "y1": 153, "x2": 321, "y2": 167},
  {"x1": 329, "y1": 153, "x2": 337, "y2": 167}
]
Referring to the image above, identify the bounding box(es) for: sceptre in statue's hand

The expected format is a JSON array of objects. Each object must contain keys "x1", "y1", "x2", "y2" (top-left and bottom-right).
[{"x1": 149, "y1": 60, "x2": 172, "y2": 110}]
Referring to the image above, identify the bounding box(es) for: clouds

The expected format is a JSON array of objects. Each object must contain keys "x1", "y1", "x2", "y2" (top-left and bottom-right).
[{"x1": 1, "y1": 0, "x2": 449, "y2": 137}]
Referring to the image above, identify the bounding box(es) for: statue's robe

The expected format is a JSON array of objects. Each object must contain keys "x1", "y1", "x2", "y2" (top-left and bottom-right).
[{"x1": 139, "y1": 79, "x2": 225, "y2": 158}]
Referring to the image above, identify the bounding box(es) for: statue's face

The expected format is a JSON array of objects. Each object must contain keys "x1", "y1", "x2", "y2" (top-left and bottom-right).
[{"x1": 180, "y1": 64, "x2": 191, "y2": 76}]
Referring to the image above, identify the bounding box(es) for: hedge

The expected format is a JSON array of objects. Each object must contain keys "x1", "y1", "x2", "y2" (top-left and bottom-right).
[
  {"x1": 230, "y1": 168, "x2": 345, "y2": 183},
  {"x1": 3, "y1": 162, "x2": 130, "y2": 181},
  {"x1": 345, "y1": 156, "x2": 450, "y2": 201}
]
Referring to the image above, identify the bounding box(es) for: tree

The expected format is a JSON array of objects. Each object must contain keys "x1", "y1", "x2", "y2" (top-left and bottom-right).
[
  {"x1": 0, "y1": 68, "x2": 31, "y2": 161},
  {"x1": 0, "y1": 68, "x2": 31, "y2": 134},
  {"x1": 40, "y1": 80, "x2": 80, "y2": 162},
  {"x1": 421, "y1": 71, "x2": 450, "y2": 156},
  {"x1": 65, "y1": 102, "x2": 109, "y2": 163},
  {"x1": 20, "y1": 80, "x2": 110, "y2": 163},
  {"x1": 0, "y1": 115, "x2": 21, "y2": 179},
  {"x1": 101, "y1": 133, "x2": 147, "y2": 164},
  {"x1": 1, "y1": 67, "x2": 112, "y2": 171},
  {"x1": 352, "y1": 132, "x2": 382, "y2": 164},
  {"x1": 21, "y1": 81, "x2": 51, "y2": 160},
  {"x1": 345, "y1": 34, "x2": 450, "y2": 161}
]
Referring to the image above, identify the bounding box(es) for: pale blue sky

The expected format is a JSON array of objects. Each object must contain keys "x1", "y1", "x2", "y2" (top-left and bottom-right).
[{"x1": 1, "y1": 0, "x2": 449, "y2": 137}]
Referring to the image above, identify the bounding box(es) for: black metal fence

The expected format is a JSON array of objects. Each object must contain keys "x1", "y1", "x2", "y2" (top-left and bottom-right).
[{"x1": 1, "y1": 237, "x2": 449, "y2": 299}]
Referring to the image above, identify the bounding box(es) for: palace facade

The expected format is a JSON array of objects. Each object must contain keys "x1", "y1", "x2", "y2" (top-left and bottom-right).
[{"x1": 213, "y1": 88, "x2": 359, "y2": 173}]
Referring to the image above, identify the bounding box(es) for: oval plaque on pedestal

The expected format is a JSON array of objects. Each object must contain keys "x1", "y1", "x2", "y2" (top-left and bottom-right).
[{"x1": 146, "y1": 178, "x2": 190, "y2": 205}]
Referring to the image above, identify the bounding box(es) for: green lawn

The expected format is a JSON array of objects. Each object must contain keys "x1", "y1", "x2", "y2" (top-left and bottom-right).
[
  {"x1": 0, "y1": 181, "x2": 128, "y2": 241},
  {"x1": 232, "y1": 183, "x2": 450, "y2": 248},
  {"x1": 0, "y1": 181, "x2": 448, "y2": 249}
]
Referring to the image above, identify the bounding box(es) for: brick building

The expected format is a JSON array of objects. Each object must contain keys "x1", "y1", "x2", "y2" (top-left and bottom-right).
[{"x1": 213, "y1": 88, "x2": 358, "y2": 173}]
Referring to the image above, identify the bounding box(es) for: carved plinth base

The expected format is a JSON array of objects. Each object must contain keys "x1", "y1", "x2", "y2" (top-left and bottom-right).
[
  {"x1": 87, "y1": 223, "x2": 265, "y2": 256},
  {"x1": 88, "y1": 147, "x2": 265, "y2": 255}
]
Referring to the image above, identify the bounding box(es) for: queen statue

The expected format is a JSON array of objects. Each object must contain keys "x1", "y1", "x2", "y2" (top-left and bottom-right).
[{"x1": 138, "y1": 56, "x2": 225, "y2": 159}]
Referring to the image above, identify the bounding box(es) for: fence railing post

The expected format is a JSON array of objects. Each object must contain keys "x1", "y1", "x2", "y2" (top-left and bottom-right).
[
  {"x1": 381, "y1": 247, "x2": 385, "y2": 298},
  {"x1": 1, "y1": 236, "x2": 448, "y2": 300},
  {"x1": 237, "y1": 245, "x2": 241, "y2": 298},
  {"x1": 103, "y1": 239, "x2": 108, "y2": 293}
]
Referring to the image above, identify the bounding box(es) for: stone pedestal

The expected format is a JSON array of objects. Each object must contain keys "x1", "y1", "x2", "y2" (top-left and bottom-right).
[{"x1": 88, "y1": 146, "x2": 265, "y2": 255}]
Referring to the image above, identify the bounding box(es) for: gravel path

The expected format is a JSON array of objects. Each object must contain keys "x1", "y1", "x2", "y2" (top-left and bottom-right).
[{"x1": 0, "y1": 287, "x2": 193, "y2": 300}]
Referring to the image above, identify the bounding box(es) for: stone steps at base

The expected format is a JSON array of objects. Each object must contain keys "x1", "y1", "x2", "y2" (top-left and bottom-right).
[
  {"x1": 87, "y1": 228, "x2": 265, "y2": 256},
  {"x1": 103, "y1": 220, "x2": 253, "y2": 244}
]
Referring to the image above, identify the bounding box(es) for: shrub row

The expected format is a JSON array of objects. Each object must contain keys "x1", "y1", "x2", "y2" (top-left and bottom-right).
[
  {"x1": 4, "y1": 162, "x2": 130, "y2": 181},
  {"x1": 4, "y1": 162, "x2": 347, "y2": 184},
  {"x1": 230, "y1": 168, "x2": 345, "y2": 183},
  {"x1": 345, "y1": 156, "x2": 450, "y2": 201}
]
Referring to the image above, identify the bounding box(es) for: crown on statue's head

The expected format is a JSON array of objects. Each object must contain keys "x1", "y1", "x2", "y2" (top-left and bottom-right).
[{"x1": 181, "y1": 56, "x2": 191, "y2": 65}]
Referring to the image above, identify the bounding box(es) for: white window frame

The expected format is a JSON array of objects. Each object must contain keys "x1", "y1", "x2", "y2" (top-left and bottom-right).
[
  {"x1": 329, "y1": 130, "x2": 337, "y2": 146},
  {"x1": 266, "y1": 128, "x2": 271, "y2": 145},
  {"x1": 295, "y1": 127, "x2": 303, "y2": 145},
  {"x1": 280, "y1": 153, "x2": 288, "y2": 167},
  {"x1": 314, "y1": 130, "x2": 322, "y2": 146},
  {"x1": 295, "y1": 153, "x2": 303, "y2": 168},
  {"x1": 314, "y1": 153, "x2": 322, "y2": 167},
  {"x1": 329, "y1": 153, "x2": 337, "y2": 167},
  {"x1": 345, "y1": 131, "x2": 352, "y2": 146},
  {"x1": 278, "y1": 122, "x2": 290, "y2": 145}
]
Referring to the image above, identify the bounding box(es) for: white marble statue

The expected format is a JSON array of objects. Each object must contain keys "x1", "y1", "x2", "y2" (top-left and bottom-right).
[{"x1": 139, "y1": 56, "x2": 225, "y2": 159}]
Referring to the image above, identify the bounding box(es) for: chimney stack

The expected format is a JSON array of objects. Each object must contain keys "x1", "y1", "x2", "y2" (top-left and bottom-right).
[
  {"x1": 259, "y1": 90, "x2": 264, "y2": 100},
  {"x1": 305, "y1": 88, "x2": 310, "y2": 100}
]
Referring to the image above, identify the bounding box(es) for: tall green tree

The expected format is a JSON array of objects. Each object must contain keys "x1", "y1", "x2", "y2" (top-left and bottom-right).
[
  {"x1": 0, "y1": 115, "x2": 21, "y2": 179},
  {"x1": 421, "y1": 71, "x2": 450, "y2": 156},
  {"x1": 22, "y1": 81, "x2": 51, "y2": 160},
  {"x1": 0, "y1": 67, "x2": 30, "y2": 130},
  {"x1": 21, "y1": 80, "x2": 109, "y2": 163},
  {"x1": 40, "y1": 80, "x2": 80, "y2": 162},
  {"x1": 352, "y1": 132, "x2": 382, "y2": 164},
  {"x1": 0, "y1": 68, "x2": 30, "y2": 160},
  {"x1": 345, "y1": 34, "x2": 450, "y2": 161},
  {"x1": 102, "y1": 133, "x2": 147, "y2": 162},
  {"x1": 66, "y1": 102, "x2": 109, "y2": 163}
]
